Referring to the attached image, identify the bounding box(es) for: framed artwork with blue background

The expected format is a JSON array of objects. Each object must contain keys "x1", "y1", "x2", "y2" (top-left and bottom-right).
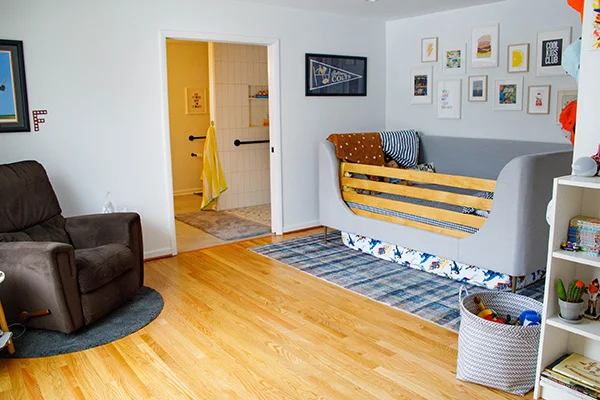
[
  {"x1": 0, "y1": 40, "x2": 29, "y2": 132},
  {"x1": 305, "y1": 53, "x2": 367, "y2": 96}
]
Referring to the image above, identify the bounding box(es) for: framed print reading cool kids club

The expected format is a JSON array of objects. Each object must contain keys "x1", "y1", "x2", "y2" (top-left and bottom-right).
[
  {"x1": 0, "y1": 40, "x2": 29, "y2": 133},
  {"x1": 536, "y1": 28, "x2": 571, "y2": 76},
  {"x1": 305, "y1": 53, "x2": 367, "y2": 96}
]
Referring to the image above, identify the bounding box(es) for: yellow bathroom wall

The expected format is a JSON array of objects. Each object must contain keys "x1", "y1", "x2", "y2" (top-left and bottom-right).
[{"x1": 167, "y1": 39, "x2": 210, "y2": 195}]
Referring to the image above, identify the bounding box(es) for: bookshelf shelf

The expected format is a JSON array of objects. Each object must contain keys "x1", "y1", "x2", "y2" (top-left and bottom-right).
[
  {"x1": 539, "y1": 380, "x2": 594, "y2": 400},
  {"x1": 552, "y1": 250, "x2": 600, "y2": 269},
  {"x1": 534, "y1": 176, "x2": 600, "y2": 400},
  {"x1": 557, "y1": 176, "x2": 600, "y2": 190},
  {"x1": 546, "y1": 315, "x2": 600, "y2": 342}
]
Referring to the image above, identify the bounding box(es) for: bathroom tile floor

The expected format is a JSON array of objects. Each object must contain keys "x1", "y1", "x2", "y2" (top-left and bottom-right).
[{"x1": 174, "y1": 194, "x2": 272, "y2": 253}]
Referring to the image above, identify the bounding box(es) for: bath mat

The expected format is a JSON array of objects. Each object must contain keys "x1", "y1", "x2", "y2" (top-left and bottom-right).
[
  {"x1": 224, "y1": 204, "x2": 271, "y2": 226},
  {"x1": 1, "y1": 286, "x2": 163, "y2": 358},
  {"x1": 250, "y1": 231, "x2": 544, "y2": 332},
  {"x1": 176, "y1": 210, "x2": 271, "y2": 241}
]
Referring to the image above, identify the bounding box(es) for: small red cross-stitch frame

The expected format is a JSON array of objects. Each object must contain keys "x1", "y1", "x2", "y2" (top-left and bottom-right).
[{"x1": 32, "y1": 110, "x2": 47, "y2": 132}]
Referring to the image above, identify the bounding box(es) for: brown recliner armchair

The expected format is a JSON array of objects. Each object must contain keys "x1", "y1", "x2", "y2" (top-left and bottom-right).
[{"x1": 0, "y1": 161, "x2": 144, "y2": 333}]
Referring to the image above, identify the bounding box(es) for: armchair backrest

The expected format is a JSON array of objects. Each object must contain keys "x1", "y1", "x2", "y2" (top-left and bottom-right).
[{"x1": 0, "y1": 161, "x2": 69, "y2": 243}]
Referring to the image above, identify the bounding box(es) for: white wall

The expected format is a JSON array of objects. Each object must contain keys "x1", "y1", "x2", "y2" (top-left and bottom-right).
[
  {"x1": 0, "y1": 0, "x2": 386, "y2": 257},
  {"x1": 212, "y1": 43, "x2": 271, "y2": 211},
  {"x1": 386, "y1": 0, "x2": 580, "y2": 143},
  {"x1": 574, "y1": 0, "x2": 600, "y2": 160}
]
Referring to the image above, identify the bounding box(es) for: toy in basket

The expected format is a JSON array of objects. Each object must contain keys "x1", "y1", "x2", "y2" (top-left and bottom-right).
[
  {"x1": 456, "y1": 286, "x2": 543, "y2": 395},
  {"x1": 473, "y1": 296, "x2": 540, "y2": 325}
]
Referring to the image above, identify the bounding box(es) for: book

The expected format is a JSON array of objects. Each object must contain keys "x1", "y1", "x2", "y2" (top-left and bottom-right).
[
  {"x1": 542, "y1": 369, "x2": 600, "y2": 398},
  {"x1": 553, "y1": 354, "x2": 600, "y2": 392},
  {"x1": 541, "y1": 377, "x2": 598, "y2": 400}
]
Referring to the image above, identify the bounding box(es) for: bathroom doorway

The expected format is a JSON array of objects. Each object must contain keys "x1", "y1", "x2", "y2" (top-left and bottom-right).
[{"x1": 164, "y1": 37, "x2": 278, "y2": 253}]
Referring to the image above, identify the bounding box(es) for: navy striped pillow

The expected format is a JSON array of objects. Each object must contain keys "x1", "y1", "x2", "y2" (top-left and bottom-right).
[{"x1": 378, "y1": 130, "x2": 419, "y2": 168}]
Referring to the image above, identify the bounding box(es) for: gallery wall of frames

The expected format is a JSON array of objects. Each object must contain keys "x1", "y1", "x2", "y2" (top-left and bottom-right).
[{"x1": 386, "y1": 0, "x2": 582, "y2": 142}]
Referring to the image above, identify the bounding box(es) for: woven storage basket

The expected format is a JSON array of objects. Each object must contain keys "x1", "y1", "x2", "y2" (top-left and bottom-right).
[{"x1": 456, "y1": 287, "x2": 543, "y2": 395}]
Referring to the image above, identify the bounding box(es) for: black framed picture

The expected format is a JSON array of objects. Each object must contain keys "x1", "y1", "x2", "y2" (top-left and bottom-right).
[
  {"x1": 0, "y1": 40, "x2": 29, "y2": 132},
  {"x1": 305, "y1": 53, "x2": 367, "y2": 96}
]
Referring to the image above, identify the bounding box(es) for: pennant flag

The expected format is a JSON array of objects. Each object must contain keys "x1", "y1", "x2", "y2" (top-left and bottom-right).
[{"x1": 309, "y1": 59, "x2": 363, "y2": 91}]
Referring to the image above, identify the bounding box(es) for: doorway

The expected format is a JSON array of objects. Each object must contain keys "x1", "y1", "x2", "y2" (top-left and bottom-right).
[{"x1": 160, "y1": 32, "x2": 283, "y2": 255}]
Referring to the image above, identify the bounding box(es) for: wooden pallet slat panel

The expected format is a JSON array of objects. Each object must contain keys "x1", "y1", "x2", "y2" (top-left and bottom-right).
[
  {"x1": 341, "y1": 162, "x2": 496, "y2": 193},
  {"x1": 341, "y1": 177, "x2": 493, "y2": 211},
  {"x1": 350, "y1": 208, "x2": 470, "y2": 238},
  {"x1": 342, "y1": 192, "x2": 486, "y2": 229}
]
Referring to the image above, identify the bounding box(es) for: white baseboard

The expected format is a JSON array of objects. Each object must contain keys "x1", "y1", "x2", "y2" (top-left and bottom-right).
[
  {"x1": 283, "y1": 220, "x2": 320, "y2": 233},
  {"x1": 173, "y1": 188, "x2": 203, "y2": 196},
  {"x1": 144, "y1": 247, "x2": 173, "y2": 260}
]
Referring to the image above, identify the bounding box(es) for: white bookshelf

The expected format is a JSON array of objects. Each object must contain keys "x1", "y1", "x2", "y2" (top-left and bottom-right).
[{"x1": 534, "y1": 175, "x2": 600, "y2": 399}]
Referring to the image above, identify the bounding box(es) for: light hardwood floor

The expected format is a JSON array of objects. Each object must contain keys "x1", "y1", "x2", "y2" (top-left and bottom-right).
[{"x1": 0, "y1": 229, "x2": 530, "y2": 399}]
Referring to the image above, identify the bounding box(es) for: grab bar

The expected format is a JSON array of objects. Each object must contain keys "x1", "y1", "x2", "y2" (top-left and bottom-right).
[{"x1": 234, "y1": 139, "x2": 269, "y2": 147}]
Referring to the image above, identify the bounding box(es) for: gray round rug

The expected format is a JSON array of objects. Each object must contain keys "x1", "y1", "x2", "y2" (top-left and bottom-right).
[{"x1": 0, "y1": 286, "x2": 163, "y2": 358}]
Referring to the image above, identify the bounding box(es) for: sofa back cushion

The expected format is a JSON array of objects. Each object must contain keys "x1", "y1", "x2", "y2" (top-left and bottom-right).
[
  {"x1": 418, "y1": 136, "x2": 573, "y2": 179},
  {"x1": 0, "y1": 161, "x2": 69, "y2": 243}
]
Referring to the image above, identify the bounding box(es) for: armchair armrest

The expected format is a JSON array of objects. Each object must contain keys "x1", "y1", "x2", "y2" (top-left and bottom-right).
[
  {"x1": 65, "y1": 212, "x2": 142, "y2": 250},
  {"x1": 0, "y1": 241, "x2": 84, "y2": 333},
  {"x1": 65, "y1": 212, "x2": 144, "y2": 287}
]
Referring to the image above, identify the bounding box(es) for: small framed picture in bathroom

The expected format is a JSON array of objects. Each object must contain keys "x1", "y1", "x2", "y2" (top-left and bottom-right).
[{"x1": 305, "y1": 53, "x2": 367, "y2": 96}]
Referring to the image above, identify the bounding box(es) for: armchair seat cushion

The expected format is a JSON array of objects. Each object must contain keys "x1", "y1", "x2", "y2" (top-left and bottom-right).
[{"x1": 75, "y1": 244, "x2": 135, "y2": 294}]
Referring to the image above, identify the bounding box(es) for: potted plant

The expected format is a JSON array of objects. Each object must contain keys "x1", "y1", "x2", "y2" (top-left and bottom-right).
[{"x1": 557, "y1": 279, "x2": 586, "y2": 321}]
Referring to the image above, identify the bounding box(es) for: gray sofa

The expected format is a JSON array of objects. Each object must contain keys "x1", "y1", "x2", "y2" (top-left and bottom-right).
[
  {"x1": 319, "y1": 135, "x2": 573, "y2": 279},
  {"x1": 0, "y1": 161, "x2": 144, "y2": 333}
]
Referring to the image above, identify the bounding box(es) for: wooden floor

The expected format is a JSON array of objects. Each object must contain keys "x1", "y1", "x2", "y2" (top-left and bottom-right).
[{"x1": 0, "y1": 229, "x2": 531, "y2": 399}]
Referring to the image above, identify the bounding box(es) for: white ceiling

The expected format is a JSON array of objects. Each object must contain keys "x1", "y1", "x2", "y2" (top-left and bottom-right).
[{"x1": 233, "y1": 0, "x2": 507, "y2": 21}]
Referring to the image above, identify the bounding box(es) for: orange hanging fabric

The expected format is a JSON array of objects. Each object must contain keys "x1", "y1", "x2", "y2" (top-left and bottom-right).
[
  {"x1": 559, "y1": 100, "x2": 578, "y2": 146},
  {"x1": 568, "y1": 0, "x2": 585, "y2": 21}
]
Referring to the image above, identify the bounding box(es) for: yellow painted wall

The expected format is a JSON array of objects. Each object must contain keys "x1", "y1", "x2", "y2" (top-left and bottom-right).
[{"x1": 167, "y1": 39, "x2": 210, "y2": 195}]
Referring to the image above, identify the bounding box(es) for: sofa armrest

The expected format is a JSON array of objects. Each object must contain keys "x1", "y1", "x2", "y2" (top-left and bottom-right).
[
  {"x1": 459, "y1": 150, "x2": 572, "y2": 276},
  {"x1": 65, "y1": 212, "x2": 144, "y2": 287},
  {"x1": 0, "y1": 241, "x2": 84, "y2": 333}
]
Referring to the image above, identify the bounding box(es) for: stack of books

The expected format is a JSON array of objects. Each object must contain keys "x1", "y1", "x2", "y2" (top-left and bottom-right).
[{"x1": 541, "y1": 353, "x2": 600, "y2": 399}]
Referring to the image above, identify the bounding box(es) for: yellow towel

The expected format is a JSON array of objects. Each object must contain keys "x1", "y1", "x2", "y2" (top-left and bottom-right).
[{"x1": 200, "y1": 125, "x2": 227, "y2": 210}]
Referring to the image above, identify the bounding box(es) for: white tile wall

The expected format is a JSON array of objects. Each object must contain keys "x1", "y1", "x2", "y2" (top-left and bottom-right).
[{"x1": 213, "y1": 43, "x2": 270, "y2": 210}]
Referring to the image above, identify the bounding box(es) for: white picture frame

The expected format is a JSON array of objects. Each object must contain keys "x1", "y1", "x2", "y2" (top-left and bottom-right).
[
  {"x1": 527, "y1": 85, "x2": 551, "y2": 114},
  {"x1": 437, "y1": 79, "x2": 462, "y2": 119},
  {"x1": 421, "y1": 37, "x2": 438, "y2": 63},
  {"x1": 468, "y1": 75, "x2": 488, "y2": 102},
  {"x1": 508, "y1": 43, "x2": 530, "y2": 73},
  {"x1": 556, "y1": 89, "x2": 578, "y2": 123},
  {"x1": 443, "y1": 44, "x2": 467, "y2": 75},
  {"x1": 410, "y1": 66, "x2": 433, "y2": 104},
  {"x1": 536, "y1": 28, "x2": 572, "y2": 76},
  {"x1": 494, "y1": 77, "x2": 524, "y2": 111},
  {"x1": 185, "y1": 87, "x2": 208, "y2": 115},
  {"x1": 471, "y1": 24, "x2": 499, "y2": 68}
]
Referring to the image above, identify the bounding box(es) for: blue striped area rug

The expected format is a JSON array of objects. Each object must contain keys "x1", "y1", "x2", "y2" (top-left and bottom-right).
[{"x1": 250, "y1": 231, "x2": 544, "y2": 332}]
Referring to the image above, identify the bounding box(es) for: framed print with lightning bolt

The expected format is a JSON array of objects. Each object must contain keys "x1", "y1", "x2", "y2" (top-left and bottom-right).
[
  {"x1": 305, "y1": 54, "x2": 367, "y2": 96},
  {"x1": 421, "y1": 37, "x2": 438, "y2": 62}
]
